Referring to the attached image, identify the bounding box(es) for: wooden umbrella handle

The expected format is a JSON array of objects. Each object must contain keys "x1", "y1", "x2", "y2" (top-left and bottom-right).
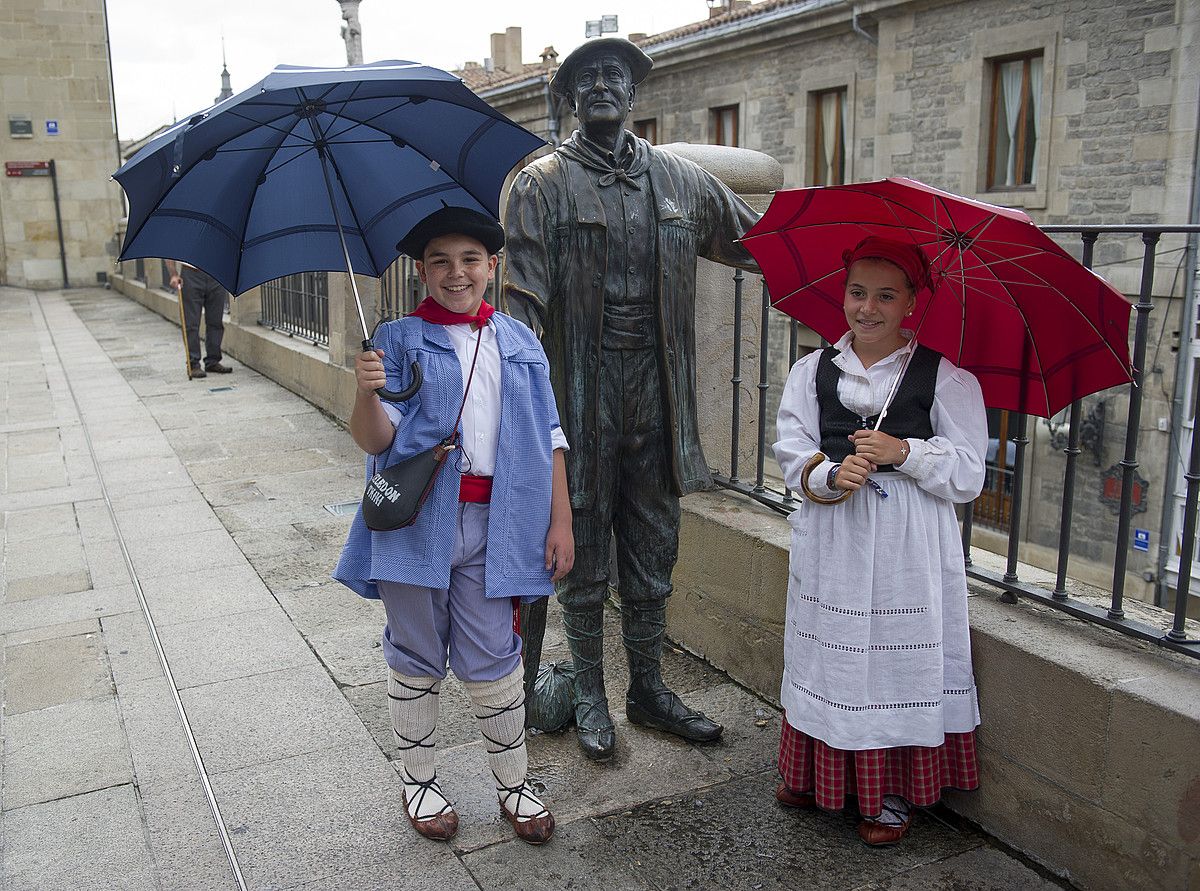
[{"x1": 799, "y1": 452, "x2": 853, "y2": 505}]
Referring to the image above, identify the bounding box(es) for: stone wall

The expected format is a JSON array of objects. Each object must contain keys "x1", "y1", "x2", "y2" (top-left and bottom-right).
[{"x1": 0, "y1": 0, "x2": 124, "y2": 288}]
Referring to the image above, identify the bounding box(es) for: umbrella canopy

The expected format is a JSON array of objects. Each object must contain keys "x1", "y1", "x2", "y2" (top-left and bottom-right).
[
  {"x1": 741, "y1": 177, "x2": 1133, "y2": 418},
  {"x1": 115, "y1": 61, "x2": 546, "y2": 296}
]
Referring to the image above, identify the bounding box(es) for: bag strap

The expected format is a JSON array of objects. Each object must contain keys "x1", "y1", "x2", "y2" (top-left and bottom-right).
[{"x1": 443, "y1": 321, "x2": 486, "y2": 448}]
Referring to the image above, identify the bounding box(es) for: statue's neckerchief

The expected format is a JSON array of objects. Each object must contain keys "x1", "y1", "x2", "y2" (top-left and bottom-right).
[{"x1": 559, "y1": 130, "x2": 651, "y2": 189}]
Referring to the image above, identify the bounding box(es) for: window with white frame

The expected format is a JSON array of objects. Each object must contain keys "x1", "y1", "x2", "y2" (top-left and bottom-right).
[{"x1": 987, "y1": 52, "x2": 1043, "y2": 189}]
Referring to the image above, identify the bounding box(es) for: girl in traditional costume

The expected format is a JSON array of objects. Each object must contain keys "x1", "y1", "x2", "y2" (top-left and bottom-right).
[{"x1": 772, "y1": 236, "x2": 988, "y2": 845}]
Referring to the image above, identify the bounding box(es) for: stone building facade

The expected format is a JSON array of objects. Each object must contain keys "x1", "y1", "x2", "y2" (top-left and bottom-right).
[
  {"x1": 468, "y1": 0, "x2": 1200, "y2": 608},
  {"x1": 0, "y1": 0, "x2": 125, "y2": 289}
]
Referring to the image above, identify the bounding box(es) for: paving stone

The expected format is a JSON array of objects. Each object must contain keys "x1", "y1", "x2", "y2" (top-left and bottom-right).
[
  {"x1": 2, "y1": 530, "x2": 90, "y2": 601},
  {"x1": 73, "y1": 497, "x2": 119, "y2": 543},
  {"x1": 462, "y1": 817, "x2": 654, "y2": 891},
  {"x1": 4, "y1": 617, "x2": 99, "y2": 647},
  {"x1": 112, "y1": 495, "x2": 226, "y2": 540},
  {"x1": 137, "y1": 561, "x2": 277, "y2": 626},
  {"x1": 2, "y1": 502, "x2": 76, "y2": 543},
  {"x1": 179, "y1": 662, "x2": 375, "y2": 774},
  {"x1": 138, "y1": 777, "x2": 250, "y2": 891},
  {"x1": 155, "y1": 607, "x2": 314, "y2": 689},
  {"x1": 123, "y1": 528, "x2": 250, "y2": 581},
  {"x1": 859, "y1": 843, "x2": 1064, "y2": 890},
  {"x1": 186, "y1": 448, "x2": 336, "y2": 486},
  {"x1": 82, "y1": 533, "x2": 133, "y2": 589},
  {"x1": 1, "y1": 785, "x2": 156, "y2": 891},
  {"x1": 0, "y1": 583, "x2": 136, "y2": 634},
  {"x1": 102, "y1": 609, "x2": 167, "y2": 689},
  {"x1": 4, "y1": 626, "x2": 112, "y2": 713},
  {"x1": 210, "y1": 746, "x2": 464, "y2": 891},
  {"x1": 0, "y1": 480, "x2": 102, "y2": 512},
  {"x1": 116, "y1": 674, "x2": 206, "y2": 794},
  {"x1": 685, "y1": 682, "x2": 783, "y2": 777},
  {"x1": 97, "y1": 454, "x2": 193, "y2": 496},
  {"x1": 440, "y1": 706, "x2": 734, "y2": 854},
  {"x1": 593, "y1": 770, "x2": 983, "y2": 891},
  {"x1": 2, "y1": 695, "x2": 132, "y2": 809},
  {"x1": 230, "y1": 523, "x2": 318, "y2": 561},
  {"x1": 283, "y1": 859, "x2": 480, "y2": 891}
]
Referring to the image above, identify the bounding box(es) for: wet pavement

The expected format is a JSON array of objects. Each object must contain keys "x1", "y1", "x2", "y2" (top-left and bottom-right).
[{"x1": 0, "y1": 286, "x2": 1068, "y2": 890}]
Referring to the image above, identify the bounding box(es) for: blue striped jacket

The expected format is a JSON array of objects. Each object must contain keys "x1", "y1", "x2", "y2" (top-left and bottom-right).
[{"x1": 333, "y1": 312, "x2": 561, "y2": 601}]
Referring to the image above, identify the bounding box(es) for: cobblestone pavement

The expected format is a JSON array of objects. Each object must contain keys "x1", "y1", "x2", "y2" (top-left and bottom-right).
[{"x1": 1, "y1": 287, "x2": 1068, "y2": 890}]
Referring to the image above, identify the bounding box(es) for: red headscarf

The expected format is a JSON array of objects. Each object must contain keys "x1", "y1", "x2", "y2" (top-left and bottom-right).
[{"x1": 842, "y1": 236, "x2": 931, "y2": 294}]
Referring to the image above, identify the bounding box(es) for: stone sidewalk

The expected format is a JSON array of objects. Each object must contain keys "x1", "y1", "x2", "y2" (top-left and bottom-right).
[{"x1": 0, "y1": 286, "x2": 1066, "y2": 891}]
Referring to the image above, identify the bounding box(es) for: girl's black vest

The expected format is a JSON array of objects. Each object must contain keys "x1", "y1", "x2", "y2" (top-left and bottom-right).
[{"x1": 816, "y1": 344, "x2": 942, "y2": 472}]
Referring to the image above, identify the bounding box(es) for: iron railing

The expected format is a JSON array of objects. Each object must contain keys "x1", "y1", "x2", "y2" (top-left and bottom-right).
[
  {"x1": 259, "y1": 272, "x2": 329, "y2": 346},
  {"x1": 711, "y1": 224, "x2": 1200, "y2": 660}
]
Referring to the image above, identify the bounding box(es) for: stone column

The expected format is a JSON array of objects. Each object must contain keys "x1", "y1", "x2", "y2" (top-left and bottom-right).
[
  {"x1": 328, "y1": 271, "x2": 380, "y2": 367},
  {"x1": 658, "y1": 143, "x2": 790, "y2": 488}
]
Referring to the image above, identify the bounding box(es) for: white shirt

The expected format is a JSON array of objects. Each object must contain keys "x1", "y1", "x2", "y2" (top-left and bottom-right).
[{"x1": 384, "y1": 319, "x2": 568, "y2": 476}]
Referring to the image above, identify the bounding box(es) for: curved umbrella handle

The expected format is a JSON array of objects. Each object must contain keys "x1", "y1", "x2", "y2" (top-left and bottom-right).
[
  {"x1": 362, "y1": 338, "x2": 423, "y2": 403},
  {"x1": 799, "y1": 452, "x2": 853, "y2": 506}
]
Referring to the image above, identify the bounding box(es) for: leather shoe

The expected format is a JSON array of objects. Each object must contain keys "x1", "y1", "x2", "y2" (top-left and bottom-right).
[
  {"x1": 626, "y1": 688, "x2": 723, "y2": 742},
  {"x1": 775, "y1": 783, "x2": 816, "y2": 809},
  {"x1": 857, "y1": 815, "x2": 911, "y2": 846},
  {"x1": 401, "y1": 788, "x2": 458, "y2": 842},
  {"x1": 190, "y1": 368, "x2": 207, "y2": 379},
  {"x1": 501, "y1": 802, "x2": 555, "y2": 845},
  {"x1": 575, "y1": 699, "x2": 616, "y2": 762},
  {"x1": 205, "y1": 362, "x2": 233, "y2": 373}
]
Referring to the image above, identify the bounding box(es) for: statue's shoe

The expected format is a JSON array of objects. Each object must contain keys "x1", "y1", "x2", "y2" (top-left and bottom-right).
[
  {"x1": 626, "y1": 688, "x2": 723, "y2": 742},
  {"x1": 574, "y1": 697, "x2": 616, "y2": 761}
]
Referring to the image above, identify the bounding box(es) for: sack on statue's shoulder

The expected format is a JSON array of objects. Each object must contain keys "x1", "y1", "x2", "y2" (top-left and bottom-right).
[
  {"x1": 361, "y1": 442, "x2": 453, "y2": 532},
  {"x1": 526, "y1": 661, "x2": 577, "y2": 733}
]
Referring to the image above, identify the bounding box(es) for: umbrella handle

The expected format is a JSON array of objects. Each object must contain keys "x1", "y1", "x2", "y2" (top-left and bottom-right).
[
  {"x1": 799, "y1": 452, "x2": 853, "y2": 506},
  {"x1": 362, "y1": 338, "x2": 423, "y2": 403}
]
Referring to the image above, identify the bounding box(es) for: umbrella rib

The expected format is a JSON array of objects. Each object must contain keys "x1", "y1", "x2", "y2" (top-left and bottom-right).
[
  {"x1": 230, "y1": 115, "x2": 302, "y2": 294},
  {"x1": 323, "y1": 97, "x2": 418, "y2": 143},
  {"x1": 221, "y1": 108, "x2": 315, "y2": 144},
  {"x1": 311, "y1": 109, "x2": 385, "y2": 276},
  {"x1": 321, "y1": 105, "x2": 500, "y2": 216}
]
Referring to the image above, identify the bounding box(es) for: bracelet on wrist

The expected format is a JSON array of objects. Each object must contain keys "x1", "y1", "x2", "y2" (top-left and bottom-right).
[{"x1": 826, "y1": 465, "x2": 841, "y2": 489}]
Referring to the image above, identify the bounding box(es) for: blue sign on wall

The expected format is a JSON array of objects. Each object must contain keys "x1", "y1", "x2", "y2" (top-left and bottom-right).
[
  {"x1": 1133, "y1": 528, "x2": 1150, "y2": 552},
  {"x1": 45, "y1": 120, "x2": 59, "y2": 135}
]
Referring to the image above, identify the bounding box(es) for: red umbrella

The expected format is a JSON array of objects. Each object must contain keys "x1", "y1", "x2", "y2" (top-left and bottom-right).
[{"x1": 741, "y1": 177, "x2": 1133, "y2": 418}]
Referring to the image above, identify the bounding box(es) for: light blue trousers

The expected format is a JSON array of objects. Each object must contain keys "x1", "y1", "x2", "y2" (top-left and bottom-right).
[{"x1": 377, "y1": 503, "x2": 522, "y2": 683}]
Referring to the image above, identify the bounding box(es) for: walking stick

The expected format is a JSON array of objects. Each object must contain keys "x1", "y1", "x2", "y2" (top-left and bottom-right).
[{"x1": 174, "y1": 281, "x2": 194, "y2": 380}]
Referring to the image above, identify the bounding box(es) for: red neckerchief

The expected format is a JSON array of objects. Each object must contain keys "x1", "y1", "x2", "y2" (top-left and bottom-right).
[{"x1": 408, "y1": 295, "x2": 495, "y2": 327}]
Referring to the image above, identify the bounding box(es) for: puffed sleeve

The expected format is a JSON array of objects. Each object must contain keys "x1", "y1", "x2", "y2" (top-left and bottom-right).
[
  {"x1": 502, "y1": 169, "x2": 552, "y2": 336},
  {"x1": 772, "y1": 351, "x2": 841, "y2": 498},
  {"x1": 896, "y1": 358, "x2": 988, "y2": 503}
]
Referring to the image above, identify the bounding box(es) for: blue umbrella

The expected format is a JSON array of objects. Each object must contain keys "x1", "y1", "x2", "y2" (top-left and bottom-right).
[{"x1": 114, "y1": 60, "x2": 545, "y2": 398}]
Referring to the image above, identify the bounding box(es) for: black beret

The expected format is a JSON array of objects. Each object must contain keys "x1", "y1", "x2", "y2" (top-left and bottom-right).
[
  {"x1": 550, "y1": 37, "x2": 653, "y2": 98},
  {"x1": 396, "y1": 206, "x2": 504, "y2": 259}
]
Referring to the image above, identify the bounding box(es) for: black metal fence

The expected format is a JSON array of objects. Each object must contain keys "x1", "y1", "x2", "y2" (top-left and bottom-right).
[
  {"x1": 712, "y1": 225, "x2": 1200, "y2": 660},
  {"x1": 259, "y1": 272, "x2": 329, "y2": 346}
]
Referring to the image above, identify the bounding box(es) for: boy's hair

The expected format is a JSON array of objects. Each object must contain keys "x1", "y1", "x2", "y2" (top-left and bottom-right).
[{"x1": 396, "y1": 207, "x2": 504, "y2": 260}]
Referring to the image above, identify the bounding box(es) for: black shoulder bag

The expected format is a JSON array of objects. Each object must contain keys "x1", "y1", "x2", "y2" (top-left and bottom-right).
[{"x1": 362, "y1": 327, "x2": 484, "y2": 532}]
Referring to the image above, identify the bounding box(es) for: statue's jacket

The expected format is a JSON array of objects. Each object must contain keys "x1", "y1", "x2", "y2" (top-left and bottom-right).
[{"x1": 504, "y1": 133, "x2": 759, "y2": 511}]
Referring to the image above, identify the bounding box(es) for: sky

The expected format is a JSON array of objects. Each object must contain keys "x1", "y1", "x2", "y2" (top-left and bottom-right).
[{"x1": 105, "y1": 0, "x2": 716, "y2": 141}]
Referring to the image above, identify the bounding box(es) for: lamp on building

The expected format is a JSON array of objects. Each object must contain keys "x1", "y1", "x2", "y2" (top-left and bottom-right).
[
  {"x1": 585, "y1": 15, "x2": 618, "y2": 38},
  {"x1": 1045, "y1": 398, "x2": 1107, "y2": 466}
]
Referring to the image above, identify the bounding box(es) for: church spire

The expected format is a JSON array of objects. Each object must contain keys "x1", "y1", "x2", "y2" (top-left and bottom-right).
[{"x1": 215, "y1": 37, "x2": 233, "y2": 103}]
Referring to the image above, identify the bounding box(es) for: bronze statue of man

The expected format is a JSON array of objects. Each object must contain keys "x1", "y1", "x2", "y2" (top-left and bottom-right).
[{"x1": 504, "y1": 38, "x2": 758, "y2": 761}]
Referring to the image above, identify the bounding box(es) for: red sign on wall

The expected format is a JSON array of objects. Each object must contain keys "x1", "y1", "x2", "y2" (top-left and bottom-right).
[{"x1": 5, "y1": 161, "x2": 51, "y2": 177}]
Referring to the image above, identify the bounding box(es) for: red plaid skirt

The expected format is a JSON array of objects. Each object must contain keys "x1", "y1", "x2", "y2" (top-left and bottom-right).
[{"x1": 778, "y1": 716, "x2": 979, "y2": 818}]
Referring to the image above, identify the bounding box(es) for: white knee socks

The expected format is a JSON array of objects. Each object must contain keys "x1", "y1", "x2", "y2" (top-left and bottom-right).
[
  {"x1": 464, "y1": 666, "x2": 547, "y2": 821},
  {"x1": 388, "y1": 670, "x2": 451, "y2": 820}
]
